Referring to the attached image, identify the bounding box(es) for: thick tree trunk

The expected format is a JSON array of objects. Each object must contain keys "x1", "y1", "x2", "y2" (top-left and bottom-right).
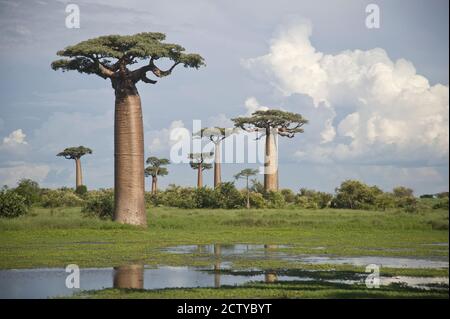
[
  {"x1": 197, "y1": 163, "x2": 203, "y2": 188},
  {"x1": 213, "y1": 143, "x2": 221, "y2": 188},
  {"x1": 114, "y1": 94, "x2": 147, "y2": 226},
  {"x1": 264, "y1": 128, "x2": 278, "y2": 192},
  {"x1": 151, "y1": 176, "x2": 157, "y2": 195},
  {"x1": 113, "y1": 264, "x2": 144, "y2": 289},
  {"x1": 75, "y1": 158, "x2": 82, "y2": 188},
  {"x1": 246, "y1": 177, "x2": 250, "y2": 209}
]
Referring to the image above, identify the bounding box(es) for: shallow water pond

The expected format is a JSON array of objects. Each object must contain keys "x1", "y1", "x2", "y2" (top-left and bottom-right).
[
  {"x1": 1, "y1": 243, "x2": 448, "y2": 298},
  {"x1": 164, "y1": 243, "x2": 449, "y2": 269}
]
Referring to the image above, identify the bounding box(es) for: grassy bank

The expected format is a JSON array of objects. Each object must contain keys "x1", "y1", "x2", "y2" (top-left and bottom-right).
[{"x1": 0, "y1": 206, "x2": 447, "y2": 270}]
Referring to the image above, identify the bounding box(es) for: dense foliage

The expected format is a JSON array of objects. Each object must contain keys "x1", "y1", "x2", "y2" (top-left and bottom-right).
[{"x1": 0, "y1": 188, "x2": 29, "y2": 218}]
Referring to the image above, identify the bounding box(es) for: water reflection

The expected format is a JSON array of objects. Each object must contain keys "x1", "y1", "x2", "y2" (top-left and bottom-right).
[
  {"x1": 113, "y1": 264, "x2": 144, "y2": 289},
  {"x1": 214, "y1": 244, "x2": 221, "y2": 288}
]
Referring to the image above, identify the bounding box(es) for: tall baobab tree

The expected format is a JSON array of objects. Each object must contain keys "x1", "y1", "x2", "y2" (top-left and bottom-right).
[
  {"x1": 145, "y1": 157, "x2": 169, "y2": 194},
  {"x1": 195, "y1": 127, "x2": 235, "y2": 188},
  {"x1": 232, "y1": 110, "x2": 307, "y2": 192},
  {"x1": 52, "y1": 33, "x2": 204, "y2": 226},
  {"x1": 189, "y1": 152, "x2": 213, "y2": 188},
  {"x1": 234, "y1": 168, "x2": 259, "y2": 209},
  {"x1": 56, "y1": 146, "x2": 92, "y2": 189}
]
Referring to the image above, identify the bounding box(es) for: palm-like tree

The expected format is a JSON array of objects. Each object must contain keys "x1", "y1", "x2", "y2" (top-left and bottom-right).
[
  {"x1": 145, "y1": 157, "x2": 169, "y2": 194},
  {"x1": 189, "y1": 152, "x2": 213, "y2": 188},
  {"x1": 234, "y1": 168, "x2": 259, "y2": 209},
  {"x1": 57, "y1": 146, "x2": 92, "y2": 188}
]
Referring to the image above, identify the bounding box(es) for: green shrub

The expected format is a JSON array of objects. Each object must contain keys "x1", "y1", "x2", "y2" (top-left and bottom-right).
[
  {"x1": 265, "y1": 191, "x2": 286, "y2": 208},
  {"x1": 395, "y1": 196, "x2": 418, "y2": 213},
  {"x1": 374, "y1": 193, "x2": 396, "y2": 211},
  {"x1": 75, "y1": 185, "x2": 88, "y2": 196},
  {"x1": 14, "y1": 179, "x2": 40, "y2": 207},
  {"x1": 332, "y1": 180, "x2": 382, "y2": 209},
  {"x1": 40, "y1": 189, "x2": 84, "y2": 208},
  {"x1": 0, "y1": 188, "x2": 29, "y2": 218},
  {"x1": 280, "y1": 189, "x2": 296, "y2": 203},
  {"x1": 433, "y1": 198, "x2": 449, "y2": 210},
  {"x1": 393, "y1": 186, "x2": 414, "y2": 198},
  {"x1": 248, "y1": 192, "x2": 267, "y2": 208},
  {"x1": 214, "y1": 182, "x2": 244, "y2": 209},
  {"x1": 82, "y1": 191, "x2": 114, "y2": 220},
  {"x1": 296, "y1": 188, "x2": 333, "y2": 209},
  {"x1": 195, "y1": 187, "x2": 219, "y2": 208}
]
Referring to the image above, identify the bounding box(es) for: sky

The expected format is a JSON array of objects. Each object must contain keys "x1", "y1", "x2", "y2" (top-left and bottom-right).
[{"x1": 0, "y1": 0, "x2": 448, "y2": 195}]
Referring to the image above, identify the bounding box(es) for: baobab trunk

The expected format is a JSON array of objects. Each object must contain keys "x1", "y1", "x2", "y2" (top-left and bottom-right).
[
  {"x1": 214, "y1": 143, "x2": 221, "y2": 188},
  {"x1": 246, "y1": 177, "x2": 250, "y2": 209},
  {"x1": 151, "y1": 176, "x2": 157, "y2": 194},
  {"x1": 197, "y1": 163, "x2": 203, "y2": 188},
  {"x1": 75, "y1": 158, "x2": 82, "y2": 188},
  {"x1": 114, "y1": 94, "x2": 147, "y2": 226},
  {"x1": 264, "y1": 128, "x2": 278, "y2": 192}
]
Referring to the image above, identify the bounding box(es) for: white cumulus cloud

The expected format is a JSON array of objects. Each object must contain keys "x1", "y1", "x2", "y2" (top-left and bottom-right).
[{"x1": 244, "y1": 21, "x2": 449, "y2": 166}]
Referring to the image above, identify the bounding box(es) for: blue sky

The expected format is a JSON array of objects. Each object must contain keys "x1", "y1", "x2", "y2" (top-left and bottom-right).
[{"x1": 0, "y1": 0, "x2": 448, "y2": 195}]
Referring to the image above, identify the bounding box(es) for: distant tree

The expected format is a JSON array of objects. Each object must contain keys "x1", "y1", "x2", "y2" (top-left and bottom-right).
[
  {"x1": 234, "y1": 168, "x2": 259, "y2": 209},
  {"x1": 52, "y1": 33, "x2": 204, "y2": 226},
  {"x1": 57, "y1": 146, "x2": 92, "y2": 188},
  {"x1": 436, "y1": 192, "x2": 449, "y2": 199},
  {"x1": 14, "y1": 179, "x2": 40, "y2": 206},
  {"x1": 232, "y1": 110, "x2": 307, "y2": 192},
  {"x1": 393, "y1": 186, "x2": 414, "y2": 198},
  {"x1": 189, "y1": 152, "x2": 213, "y2": 188},
  {"x1": 145, "y1": 157, "x2": 170, "y2": 194},
  {"x1": 195, "y1": 127, "x2": 236, "y2": 188},
  {"x1": 333, "y1": 180, "x2": 382, "y2": 209}
]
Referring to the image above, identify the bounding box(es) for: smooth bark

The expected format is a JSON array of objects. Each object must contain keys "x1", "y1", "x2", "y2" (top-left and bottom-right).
[
  {"x1": 114, "y1": 93, "x2": 147, "y2": 226},
  {"x1": 214, "y1": 143, "x2": 221, "y2": 188},
  {"x1": 264, "y1": 129, "x2": 278, "y2": 192},
  {"x1": 151, "y1": 176, "x2": 157, "y2": 194},
  {"x1": 197, "y1": 163, "x2": 203, "y2": 188},
  {"x1": 75, "y1": 158, "x2": 82, "y2": 188}
]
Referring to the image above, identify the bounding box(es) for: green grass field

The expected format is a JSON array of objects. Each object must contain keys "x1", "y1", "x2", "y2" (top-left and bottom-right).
[{"x1": 0, "y1": 206, "x2": 448, "y2": 298}]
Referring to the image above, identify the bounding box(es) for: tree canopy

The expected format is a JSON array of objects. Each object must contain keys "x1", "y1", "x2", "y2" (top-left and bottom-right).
[
  {"x1": 51, "y1": 32, "x2": 205, "y2": 84},
  {"x1": 232, "y1": 110, "x2": 308, "y2": 138},
  {"x1": 189, "y1": 152, "x2": 213, "y2": 171},
  {"x1": 57, "y1": 146, "x2": 92, "y2": 160},
  {"x1": 234, "y1": 168, "x2": 259, "y2": 180},
  {"x1": 194, "y1": 127, "x2": 237, "y2": 143},
  {"x1": 145, "y1": 157, "x2": 170, "y2": 178}
]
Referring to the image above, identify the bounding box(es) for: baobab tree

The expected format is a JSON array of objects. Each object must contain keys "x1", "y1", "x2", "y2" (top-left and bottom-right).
[
  {"x1": 56, "y1": 146, "x2": 92, "y2": 189},
  {"x1": 232, "y1": 110, "x2": 307, "y2": 192},
  {"x1": 234, "y1": 168, "x2": 259, "y2": 209},
  {"x1": 195, "y1": 127, "x2": 235, "y2": 188},
  {"x1": 52, "y1": 33, "x2": 204, "y2": 226},
  {"x1": 189, "y1": 152, "x2": 213, "y2": 188},
  {"x1": 145, "y1": 157, "x2": 169, "y2": 194}
]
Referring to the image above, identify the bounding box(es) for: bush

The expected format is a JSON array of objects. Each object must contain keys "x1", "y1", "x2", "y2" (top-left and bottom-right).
[
  {"x1": 332, "y1": 180, "x2": 382, "y2": 209},
  {"x1": 214, "y1": 182, "x2": 244, "y2": 209},
  {"x1": 14, "y1": 179, "x2": 40, "y2": 207},
  {"x1": 40, "y1": 189, "x2": 84, "y2": 208},
  {"x1": 0, "y1": 188, "x2": 29, "y2": 218},
  {"x1": 374, "y1": 193, "x2": 396, "y2": 211},
  {"x1": 248, "y1": 192, "x2": 267, "y2": 209},
  {"x1": 82, "y1": 191, "x2": 114, "y2": 220},
  {"x1": 159, "y1": 185, "x2": 197, "y2": 209},
  {"x1": 280, "y1": 189, "x2": 296, "y2": 203},
  {"x1": 395, "y1": 196, "x2": 418, "y2": 213},
  {"x1": 194, "y1": 187, "x2": 219, "y2": 208},
  {"x1": 265, "y1": 191, "x2": 286, "y2": 208},
  {"x1": 433, "y1": 198, "x2": 449, "y2": 210},
  {"x1": 393, "y1": 186, "x2": 414, "y2": 198},
  {"x1": 297, "y1": 188, "x2": 333, "y2": 209},
  {"x1": 75, "y1": 185, "x2": 88, "y2": 196}
]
